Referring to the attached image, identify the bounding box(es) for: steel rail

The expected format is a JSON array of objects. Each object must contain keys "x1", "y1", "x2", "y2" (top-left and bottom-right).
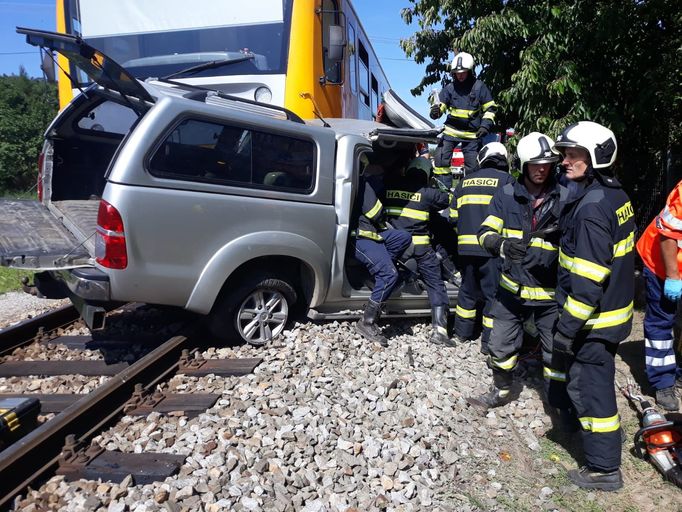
[
  {"x1": 0, "y1": 334, "x2": 197, "y2": 508},
  {"x1": 0, "y1": 305, "x2": 80, "y2": 356}
]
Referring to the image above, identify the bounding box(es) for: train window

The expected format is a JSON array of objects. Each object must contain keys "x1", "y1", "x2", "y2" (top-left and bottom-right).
[
  {"x1": 321, "y1": 0, "x2": 342, "y2": 84},
  {"x1": 358, "y1": 41, "x2": 370, "y2": 106},
  {"x1": 371, "y1": 74, "x2": 379, "y2": 118},
  {"x1": 347, "y1": 22, "x2": 357, "y2": 95}
]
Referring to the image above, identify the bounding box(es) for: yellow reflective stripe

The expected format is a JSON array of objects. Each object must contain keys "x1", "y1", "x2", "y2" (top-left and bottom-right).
[
  {"x1": 352, "y1": 229, "x2": 383, "y2": 241},
  {"x1": 458, "y1": 234, "x2": 480, "y2": 245},
  {"x1": 433, "y1": 166, "x2": 451, "y2": 175},
  {"x1": 449, "y1": 209, "x2": 459, "y2": 219},
  {"x1": 528, "y1": 237, "x2": 558, "y2": 251},
  {"x1": 482, "y1": 100, "x2": 497, "y2": 110},
  {"x1": 482, "y1": 316, "x2": 493, "y2": 329},
  {"x1": 501, "y1": 275, "x2": 555, "y2": 300},
  {"x1": 482, "y1": 215, "x2": 503, "y2": 233},
  {"x1": 478, "y1": 230, "x2": 497, "y2": 246},
  {"x1": 365, "y1": 199, "x2": 382, "y2": 220},
  {"x1": 559, "y1": 250, "x2": 611, "y2": 283},
  {"x1": 579, "y1": 414, "x2": 620, "y2": 433},
  {"x1": 412, "y1": 234, "x2": 431, "y2": 245},
  {"x1": 582, "y1": 301, "x2": 634, "y2": 330},
  {"x1": 457, "y1": 194, "x2": 493, "y2": 208},
  {"x1": 439, "y1": 103, "x2": 446, "y2": 114},
  {"x1": 447, "y1": 107, "x2": 476, "y2": 118},
  {"x1": 385, "y1": 207, "x2": 429, "y2": 221},
  {"x1": 565, "y1": 295, "x2": 596, "y2": 321},
  {"x1": 455, "y1": 305, "x2": 476, "y2": 319},
  {"x1": 543, "y1": 367, "x2": 567, "y2": 382},
  {"x1": 613, "y1": 231, "x2": 635, "y2": 258},
  {"x1": 502, "y1": 228, "x2": 523, "y2": 239},
  {"x1": 443, "y1": 126, "x2": 477, "y2": 139},
  {"x1": 491, "y1": 354, "x2": 518, "y2": 370},
  {"x1": 500, "y1": 274, "x2": 520, "y2": 294},
  {"x1": 482, "y1": 111, "x2": 496, "y2": 121}
]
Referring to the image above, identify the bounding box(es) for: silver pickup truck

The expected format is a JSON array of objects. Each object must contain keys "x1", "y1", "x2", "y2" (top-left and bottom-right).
[{"x1": 0, "y1": 29, "x2": 457, "y2": 345}]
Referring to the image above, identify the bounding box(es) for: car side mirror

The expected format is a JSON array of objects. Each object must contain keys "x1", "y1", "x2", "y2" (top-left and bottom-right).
[
  {"x1": 327, "y1": 25, "x2": 345, "y2": 62},
  {"x1": 40, "y1": 49, "x2": 56, "y2": 83}
]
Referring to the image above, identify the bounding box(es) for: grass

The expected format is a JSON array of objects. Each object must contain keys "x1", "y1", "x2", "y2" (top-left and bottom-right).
[{"x1": 0, "y1": 267, "x2": 32, "y2": 294}]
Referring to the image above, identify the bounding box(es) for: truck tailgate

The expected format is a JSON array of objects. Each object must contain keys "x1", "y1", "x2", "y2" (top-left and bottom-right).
[{"x1": 0, "y1": 200, "x2": 91, "y2": 269}]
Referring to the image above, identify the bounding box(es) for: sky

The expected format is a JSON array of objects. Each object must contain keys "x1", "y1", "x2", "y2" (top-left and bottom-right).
[{"x1": 0, "y1": 0, "x2": 432, "y2": 114}]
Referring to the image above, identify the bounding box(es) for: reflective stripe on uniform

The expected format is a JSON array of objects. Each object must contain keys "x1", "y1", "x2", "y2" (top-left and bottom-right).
[
  {"x1": 481, "y1": 215, "x2": 503, "y2": 233},
  {"x1": 559, "y1": 250, "x2": 611, "y2": 283},
  {"x1": 457, "y1": 194, "x2": 493, "y2": 208},
  {"x1": 385, "y1": 207, "x2": 429, "y2": 221},
  {"x1": 351, "y1": 229, "x2": 383, "y2": 242},
  {"x1": 564, "y1": 295, "x2": 596, "y2": 321},
  {"x1": 502, "y1": 228, "x2": 523, "y2": 239},
  {"x1": 482, "y1": 111, "x2": 495, "y2": 121},
  {"x1": 450, "y1": 209, "x2": 459, "y2": 219},
  {"x1": 365, "y1": 199, "x2": 382, "y2": 220},
  {"x1": 529, "y1": 237, "x2": 558, "y2": 251},
  {"x1": 482, "y1": 100, "x2": 497, "y2": 111},
  {"x1": 543, "y1": 367, "x2": 567, "y2": 382},
  {"x1": 579, "y1": 414, "x2": 620, "y2": 433},
  {"x1": 455, "y1": 304, "x2": 476, "y2": 319},
  {"x1": 582, "y1": 301, "x2": 634, "y2": 330},
  {"x1": 458, "y1": 234, "x2": 480, "y2": 245},
  {"x1": 483, "y1": 316, "x2": 493, "y2": 329},
  {"x1": 447, "y1": 107, "x2": 476, "y2": 118},
  {"x1": 613, "y1": 231, "x2": 635, "y2": 258},
  {"x1": 433, "y1": 166, "x2": 451, "y2": 175},
  {"x1": 500, "y1": 274, "x2": 555, "y2": 301},
  {"x1": 443, "y1": 125, "x2": 477, "y2": 139},
  {"x1": 478, "y1": 230, "x2": 497, "y2": 245},
  {"x1": 660, "y1": 206, "x2": 682, "y2": 232},
  {"x1": 412, "y1": 234, "x2": 431, "y2": 245},
  {"x1": 491, "y1": 354, "x2": 518, "y2": 371},
  {"x1": 646, "y1": 354, "x2": 677, "y2": 367}
]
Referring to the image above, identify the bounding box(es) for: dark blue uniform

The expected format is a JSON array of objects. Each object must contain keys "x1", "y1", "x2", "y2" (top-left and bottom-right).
[
  {"x1": 556, "y1": 173, "x2": 635, "y2": 472},
  {"x1": 352, "y1": 179, "x2": 411, "y2": 303},
  {"x1": 450, "y1": 163, "x2": 513, "y2": 348},
  {"x1": 479, "y1": 178, "x2": 569, "y2": 408},
  {"x1": 433, "y1": 77, "x2": 497, "y2": 177}
]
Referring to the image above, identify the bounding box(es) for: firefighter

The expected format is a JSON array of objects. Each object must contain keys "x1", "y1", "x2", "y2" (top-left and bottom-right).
[
  {"x1": 472, "y1": 132, "x2": 569, "y2": 410},
  {"x1": 636, "y1": 182, "x2": 682, "y2": 411},
  {"x1": 383, "y1": 157, "x2": 453, "y2": 345},
  {"x1": 552, "y1": 121, "x2": 635, "y2": 491},
  {"x1": 352, "y1": 170, "x2": 411, "y2": 347},
  {"x1": 450, "y1": 142, "x2": 514, "y2": 353},
  {"x1": 429, "y1": 51, "x2": 497, "y2": 177}
]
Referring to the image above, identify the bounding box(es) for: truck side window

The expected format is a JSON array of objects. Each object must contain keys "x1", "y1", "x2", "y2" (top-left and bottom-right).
[{"x1": 148, "y1": 118, "x2": 315, "y2": 193}]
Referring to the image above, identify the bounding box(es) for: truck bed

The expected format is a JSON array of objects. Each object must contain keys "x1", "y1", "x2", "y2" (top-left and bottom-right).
[{"x1": 51, "y1": 200, "x2": 100, "y2": 255}]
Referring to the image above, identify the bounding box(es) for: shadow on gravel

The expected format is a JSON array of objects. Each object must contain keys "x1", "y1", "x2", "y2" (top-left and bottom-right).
[{"x1": 617, "y1": 339, "x2": 648, "y2": 392}]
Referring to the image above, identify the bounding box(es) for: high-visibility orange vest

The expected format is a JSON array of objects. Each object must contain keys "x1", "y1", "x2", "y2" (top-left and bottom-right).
[{"x1": 636, "y1": 180, "x2": 682, "y2": 279}]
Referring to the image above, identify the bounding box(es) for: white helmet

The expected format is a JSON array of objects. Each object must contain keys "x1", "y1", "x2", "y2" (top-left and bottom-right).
[
  {"x1": 451, "y1": 52, "x2": 474, "y2": 72},
  {"x1": 553, "y1": 121, "x2": 617, "y2": 169},
  {"x1": 477, "y1": 142, "x2": 508, "y2": 167},
  {"x1": 517, "y1": 132, "x2": 560, "y2": 172}
]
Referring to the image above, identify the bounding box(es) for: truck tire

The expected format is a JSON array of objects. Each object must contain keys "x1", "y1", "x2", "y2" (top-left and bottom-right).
[{"x1": 209, "y1": 275, "x2": 297, "y2": 346}]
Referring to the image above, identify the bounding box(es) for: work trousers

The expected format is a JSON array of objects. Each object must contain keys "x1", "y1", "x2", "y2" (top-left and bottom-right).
[
  {"x1": 643, "y1": 267, "x2": 681, "y2": 390},
  {"x1": 414, "y1": 244, "x2": 449, "y2": 308},
  {"x1": 354, "y1": 229, "x2": 411, "y2": 303},
  {"x1": 434, "y1": 137, "x2": 480, "y2": 175},
  {"x1": 566, "y1": 339, "x2": 621, "y2": 472},
  {"x1": 488, "y1": 290, "x2": 570, "y2": 409},
  {"x1": 454, "y1": 255, "x2": 499, "y2": 349}
]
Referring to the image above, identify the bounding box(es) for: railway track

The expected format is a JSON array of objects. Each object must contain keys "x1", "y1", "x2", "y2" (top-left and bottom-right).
[{"x1": 0, "y1": 304, "x2": 262, "y2": 509}]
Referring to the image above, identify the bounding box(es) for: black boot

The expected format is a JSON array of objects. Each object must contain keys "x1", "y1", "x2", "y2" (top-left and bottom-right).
[
  {"x1": 356, "y1": 300, "x2": 388, "y2": 347},
  {"x1": 468, "y1": 367, "x2": 513, "y2": 409},
  {"x1": 567, "y1": 466, "x2": 623, "y2": 491},
  {"x1": 430, "y1": 306, "x2": 455, "y2": 347}
]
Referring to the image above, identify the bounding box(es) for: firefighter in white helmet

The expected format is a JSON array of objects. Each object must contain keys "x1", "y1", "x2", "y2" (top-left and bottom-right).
[{"x1": 430, "y1": 52, "x2": 498, "y2": 185}]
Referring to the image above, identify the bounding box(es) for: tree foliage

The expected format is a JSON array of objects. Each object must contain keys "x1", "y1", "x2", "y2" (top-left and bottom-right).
[
  {"x1": 401, "y1": 0, "x2": 681, "y2": 216},
  {"x1": 0, "y1": 69, "x2": 58, "y2": 194}
]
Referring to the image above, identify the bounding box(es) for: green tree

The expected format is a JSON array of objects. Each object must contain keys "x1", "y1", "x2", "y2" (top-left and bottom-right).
[
  {"x1": 401, "y1": 0, "x2": 681, "y2": 218},
  {"x1": 0, "y1": 68, "x2": 58, "y2": 195}
]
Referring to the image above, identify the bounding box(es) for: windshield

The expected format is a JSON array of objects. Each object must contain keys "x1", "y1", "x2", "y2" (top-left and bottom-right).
[{"x1": 67, "y1": 0, "x2": 293, "y2": 85}]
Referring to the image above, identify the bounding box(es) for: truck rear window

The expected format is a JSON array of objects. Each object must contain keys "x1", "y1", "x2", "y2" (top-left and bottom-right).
[{"x1": 148, "y1": 118, "x2": 316, "y2": 193}]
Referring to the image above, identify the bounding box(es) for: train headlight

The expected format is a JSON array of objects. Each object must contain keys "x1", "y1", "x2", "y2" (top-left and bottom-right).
[{"x1": 255, "y1": 87, "x2": 272, "y2": 103}]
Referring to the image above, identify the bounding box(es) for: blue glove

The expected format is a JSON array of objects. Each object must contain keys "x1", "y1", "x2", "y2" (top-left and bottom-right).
[{"x1": 663, "y1": 278, "x2": 682, "y2": 301}]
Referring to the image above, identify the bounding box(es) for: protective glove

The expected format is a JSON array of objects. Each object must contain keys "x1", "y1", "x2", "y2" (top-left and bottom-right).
[
  {"x1": 664, "y1": 278, "x2": 682, "y2": 301},
  {"x1": 501, "y1": 238, "x2": 527, "y2": 263},
  {"x1": 481, "y1": 233, "x2": 503, "y2": 256},
  {"x1": 430, "y1": 104, "x2": 442, "y2": 120},
  {"x1": 476, "y1": 126, "x2": 489, "y2": 139},
  {"x1": 553, "y1": 331, "x2": 574, "y2": 357}
]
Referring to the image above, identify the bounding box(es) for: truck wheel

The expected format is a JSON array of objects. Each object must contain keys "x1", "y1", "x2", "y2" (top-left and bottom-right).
[{"x1": 211, "y1": 276, "x2": 297, "y2": 346}]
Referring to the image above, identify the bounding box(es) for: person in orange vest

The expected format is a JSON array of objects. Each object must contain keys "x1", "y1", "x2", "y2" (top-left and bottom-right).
[{"x1": 636, "y1": 183, "x2": 682, "y2": 411}]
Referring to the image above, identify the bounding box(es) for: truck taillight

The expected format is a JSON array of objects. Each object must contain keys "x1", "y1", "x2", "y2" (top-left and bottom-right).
[
  {"x1": 95, "y1": 200, "x2": 127, "y2": 269},
  {"x1": 37, "y1": 151, "x2": 44, "y2": 201},
  {"x1": 451, "y1": 150, "x2": 465, "y2": 168}
]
